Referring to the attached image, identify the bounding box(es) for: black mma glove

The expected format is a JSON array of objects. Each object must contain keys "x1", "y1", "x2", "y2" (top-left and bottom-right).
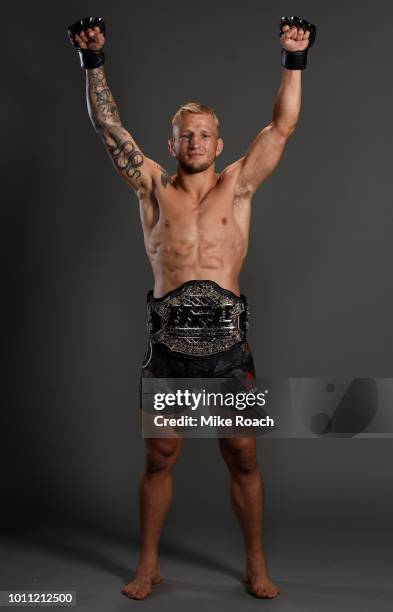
[
  {"x1": 279, "y1": 16, "x2": 316, "y2": 70},
  {"x1": 68, "y1": 16, "x2": 106, "y2": 69}
]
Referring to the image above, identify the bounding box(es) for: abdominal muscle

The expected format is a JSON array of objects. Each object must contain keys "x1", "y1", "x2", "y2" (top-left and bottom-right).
[{"x1": 146, "y1": 231, "x2": 246, "y2": 298}]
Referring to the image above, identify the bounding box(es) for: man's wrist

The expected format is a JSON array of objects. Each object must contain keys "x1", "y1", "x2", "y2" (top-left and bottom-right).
[
  {"x1": 78, "y1": 48, "x2": 105, "y2": 70},
  {"x1": 281, "y1": 49, "x2": 308, "y2": 70}
]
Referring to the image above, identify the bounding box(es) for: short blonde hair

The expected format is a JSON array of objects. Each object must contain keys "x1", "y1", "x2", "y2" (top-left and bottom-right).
[{"x1": 171, "y1": 102, "x2": 219, "y2": 131}]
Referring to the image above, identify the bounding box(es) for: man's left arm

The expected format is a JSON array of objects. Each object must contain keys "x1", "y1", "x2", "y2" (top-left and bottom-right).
[{"x1": 235, "y1": 16, "x2": 316, "y2": 194}]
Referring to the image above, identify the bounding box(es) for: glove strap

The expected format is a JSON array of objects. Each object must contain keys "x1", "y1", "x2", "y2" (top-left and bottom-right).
[
  {"x1": 78, "y1": 48, "x2": 105, "y2": 70},
  {"x1": 281, "y1": 49, "x2": 308, "y2": 70}
]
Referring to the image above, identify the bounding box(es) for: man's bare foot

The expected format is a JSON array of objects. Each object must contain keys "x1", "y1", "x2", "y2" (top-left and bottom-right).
[
  {"x1": 121, "y1": 564, "x2": 163, "y2": 600},
  {"x1": 242, "y1": 557, "x2": 280, "y2": 599}
]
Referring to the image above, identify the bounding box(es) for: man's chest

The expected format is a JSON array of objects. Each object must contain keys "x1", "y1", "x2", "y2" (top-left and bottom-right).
[{"x1": 142, "y1": 183, "x2": 252, "y2": 237}]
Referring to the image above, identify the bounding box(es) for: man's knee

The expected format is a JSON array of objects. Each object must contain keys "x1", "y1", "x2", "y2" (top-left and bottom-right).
[
  {"x1": 144, "y1": 438, "x2": 182, "y2": 476},
  {"x1": 220, "y1": 437, "x2": 258, "y2": 476}
]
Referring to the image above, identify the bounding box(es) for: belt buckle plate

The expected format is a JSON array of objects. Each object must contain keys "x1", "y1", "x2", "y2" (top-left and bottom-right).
[{"x1": 152, "y1": 283, "x2": 245, "y2": 356}]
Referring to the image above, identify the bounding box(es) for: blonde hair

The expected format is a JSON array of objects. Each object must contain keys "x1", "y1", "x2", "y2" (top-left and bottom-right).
[{"x1": 171, "y1": 102, "x2": 219, "y2": 130}]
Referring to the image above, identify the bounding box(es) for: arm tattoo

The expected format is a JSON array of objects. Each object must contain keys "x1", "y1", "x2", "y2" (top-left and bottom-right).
[
  {"x1": 159, "y1": 166, "x2": 171, "y2": 188},
  {"x1": 88, "y1": 67, "x2": 144, "y2": 184},
  {"x1": 109, "y1": 138, "x2": 143, "y2": 181},
  {"x1": 87, "y1": 66, "x2": 121, "y2": 124}
]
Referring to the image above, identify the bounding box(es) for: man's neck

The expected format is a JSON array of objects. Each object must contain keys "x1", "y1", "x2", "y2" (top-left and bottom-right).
[{"x1": 173, "y1": 165, "x2": 219, "y2": 200}]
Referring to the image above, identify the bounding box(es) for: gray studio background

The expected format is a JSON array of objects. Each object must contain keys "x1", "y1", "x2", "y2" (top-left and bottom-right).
[{"x1": 2, "y1": 1, "x2": 393, "y2": 610}]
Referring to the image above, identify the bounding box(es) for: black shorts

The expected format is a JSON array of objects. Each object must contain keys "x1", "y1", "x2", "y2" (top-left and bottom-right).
[
  {"x1": 141, "y1": 339, "x2": 257, "y2": 391},
  {"x1": 139, "y1": 340, "x2": 262, "y2": 438}
]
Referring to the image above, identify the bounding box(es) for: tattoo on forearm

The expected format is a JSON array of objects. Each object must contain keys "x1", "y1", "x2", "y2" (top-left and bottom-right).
[
  {"x1": 109, "y1": 139, "x2": 143, "y2": 180},
  {"x1": 88, "y1": 67, "x2": 144, "y2": 183},
  {"x1": 88, "y1": 67, "x2": 120, "y2": 123}
]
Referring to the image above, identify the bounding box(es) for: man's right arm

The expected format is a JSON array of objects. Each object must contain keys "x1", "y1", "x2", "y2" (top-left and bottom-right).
[
  {"x1": 68, "y1": 17, "x2": 156, "y2": 193},
  {"x1": 86, "y1": 65, "x2": 155, "y2": 192}
]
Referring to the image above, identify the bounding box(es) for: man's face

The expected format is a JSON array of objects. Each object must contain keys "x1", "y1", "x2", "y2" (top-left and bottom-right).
[{"x1": 169, "y1": 112, "x2": 224, "y2": 174}]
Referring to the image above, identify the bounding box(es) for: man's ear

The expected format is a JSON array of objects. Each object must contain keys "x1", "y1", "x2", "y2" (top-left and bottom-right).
[
  {"x1": 168, "y1": 138, "x2": 176, "y2": 157},
  {"x1": 216, "y1": 137, "x2": 224, "y2": 157}
]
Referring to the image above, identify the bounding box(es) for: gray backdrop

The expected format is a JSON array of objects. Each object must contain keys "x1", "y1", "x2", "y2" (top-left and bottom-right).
[{"x1": 2, "y1": 1, "x2": 393, "y2": 609}]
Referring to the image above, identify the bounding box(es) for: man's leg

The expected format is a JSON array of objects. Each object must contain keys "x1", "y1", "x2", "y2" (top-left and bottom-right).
[
  {"x1": 122, "y1": 437, "x2": 183, "y2": 600},
  {"x1": 218, "y1": 436, "x2": 280, "y2": 598}
]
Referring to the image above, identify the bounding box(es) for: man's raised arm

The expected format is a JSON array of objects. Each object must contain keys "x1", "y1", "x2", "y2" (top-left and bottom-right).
[
  {"x1": 235, "y1": 16, "x2": 316, "y2": 195},
  {"x1": 68, "y1": 17, "x2": 155, "y2": 193}
]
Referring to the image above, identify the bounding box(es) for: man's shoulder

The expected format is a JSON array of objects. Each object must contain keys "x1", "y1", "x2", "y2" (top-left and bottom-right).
[{"x1": 220, "y1": 158, "x2": 244, "y2": 181}]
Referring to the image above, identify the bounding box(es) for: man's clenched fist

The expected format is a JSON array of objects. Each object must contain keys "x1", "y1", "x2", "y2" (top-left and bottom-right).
[
  {"x1": 279, "y1": 16, "x2": 316, "y2": 70},
  {"x1": 68, "y1": 17, "x2": 106, "y2": 69}
]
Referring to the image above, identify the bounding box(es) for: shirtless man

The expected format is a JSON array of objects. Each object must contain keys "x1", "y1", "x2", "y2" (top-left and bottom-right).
[{"x1": 68, "y1": 15, "x2": 316, "y2": 600}]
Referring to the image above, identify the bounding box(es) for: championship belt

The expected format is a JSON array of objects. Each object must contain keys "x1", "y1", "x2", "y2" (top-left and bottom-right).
[{"x1": 147, "y1": 281, "x2": 249, "y2": 357}]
